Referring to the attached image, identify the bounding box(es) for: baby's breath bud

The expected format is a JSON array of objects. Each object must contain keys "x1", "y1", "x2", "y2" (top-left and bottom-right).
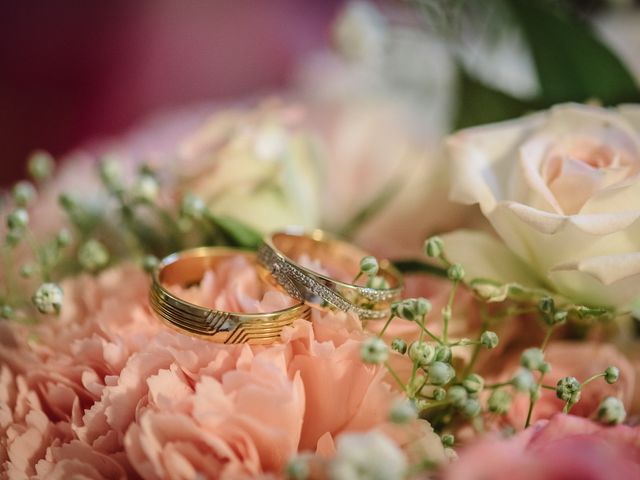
[
  {"x1": 98, "y1": 157, "x2": 123, "y2": 190},
  {"x1": 359, "y1": 256, "x2": 379, "y2": 277},
  {"x1": 447, "y1": 264, "x2": 465, "y2": 282},
  {"x1": 27, "y1": 150, "x2": 55, "y2": 182},
  {"x1": 360, "y1": 337, "x2": 388, "y2": 364},
  {"x1": 530, "y1": 387, "x2": 541, "y2": 402},
  {"x1": 415, "y1": 298, "x2": 431, "y2": 317},
  {"x1": 1, "y1": 305, "x2": 13, "y2": 319},
  {"x1": 395, "y1": 299, "x2": 417, "y2": 321},
  {"x1": 462, "y1": 398, "x2": 482, "y2": 418},
  {"x1": 286, "y1": 454, "x2": 310, "y2": 480},
  {"x1": 488, "y1": 389, "x2": 512, "y2": 414},
  {"x1": 390, "y1": 338, "x2": 407, "y2": 355},
  {"x1": 435, "y1": 345, "x2": 452, "y2": 363},
  {"x1": 604, "y1": 366, "x2": 620, "y2": 384},
  {"x1": 78, "y1": 239, "x2": 109, "y2": 272},
  {"x1": 462, "y1": 374, "x2": 484, "y2": 394},
  {"x1": 432, "y1": 387, "x2": 446, "y2": 401},
  {"x1": 538, "y1": 296, "x2": 555, "y2": 315},
  {"x1": 32, "y1": 283, "x2": 63, "y2": 315},
  {"x1": 55, "y1": 228, "x2": 72, "y2": 248},
  {"x1": 180, "y1": 193, "x2": 207, "y2": 220},
  {"x1": 142, "y1": 255, "x2": 159, "y2": 273},
  {"x1": 427, "y1": 361, "x2": 455, "y2": 386},
  {"x1": 424, "y1": 236, "x2": 444, "y2": 258},
  {"x1": 512, "y1": 368, "x2": 536, "y2": 392},
  {"x1": 389, "y1": 399, "x2": 417, "y2": 424},
  {"x1": 447, "y1": 385, "x2": 468, "y2": 407},
  {"x1": 20, "y1": 264, "x2": 35, "y2": 278},
  {"x1": 12, "y1": 181, "x2": 36, "y2": 207},
  {"x1": 441, "y1": 434, "x2": 455, "y2": 447},
  {"x1": 597, "y1": 396, "x2": 626, "y2": 425},
  {"x1": 5, "y1": 229, "x2": 23, "y2": 247},
  {"x1": 366, "y1": 276, "x2": 389, "y2": 290},
  {"x1": 520, "y1": 348, "x2": 545, "y2": 371},
  {"x1": 556, "y1": 376, "x2": 581, "y2": 403},
  {"x1": 7, "y1": 209, "x2": 29, "y2": 230},
  {"x1": 551, "y1": 310, "x2": 568, "y2": 325},
  {"x1": 480, "y1": 331, "x2": 499, "y2": 349},
  {"x1": 58, "y1": 192, "x2": 76, "y2": 211},
  {"x1": 408, "y1": 341, "x2": 436, "y2": 366},
  {"x1": 539, "y1": 362, "x2": 551, "y2": 374},
  {"x1": 132, "y1": 174, "x2": 159, "y2": 203}
]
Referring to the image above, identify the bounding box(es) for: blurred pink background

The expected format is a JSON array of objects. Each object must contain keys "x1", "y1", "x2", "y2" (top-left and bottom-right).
[{"x1": 0, "y1": 0, "x2": 341, "y2": 186}]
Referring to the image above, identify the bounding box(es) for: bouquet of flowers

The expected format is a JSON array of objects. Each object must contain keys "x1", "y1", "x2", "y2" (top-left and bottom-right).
[{"x1": 1, "y1": 1, "x2": 640, "y2": 479}]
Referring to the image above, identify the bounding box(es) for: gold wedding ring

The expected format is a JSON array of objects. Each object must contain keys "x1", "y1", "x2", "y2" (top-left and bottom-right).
[
  {"x1": 149, "y1": 247, "x2": 310, "y2": 344},
  {"x1": 257, "y1": 229, "x2": 403, "y2": 320}
]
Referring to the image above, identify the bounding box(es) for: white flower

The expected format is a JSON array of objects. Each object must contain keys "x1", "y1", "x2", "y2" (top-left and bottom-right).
[
  {"x1": 177, "y1": 102, "x2": 322, "y2": 234},
  {"x1": 446, "y1": 103, "x2": 640, "y2": 308},
  {"x1": 330, "y1": 431, "x2": 407, "y2": 480}
]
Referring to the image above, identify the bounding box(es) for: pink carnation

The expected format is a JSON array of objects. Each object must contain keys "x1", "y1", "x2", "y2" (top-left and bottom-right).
[
  {"x1": 444, "y1": 414, "x2": 640, "y2": 480},
  {"x1": 0, "y1": 258, "x2": 421, "y2": 478}
]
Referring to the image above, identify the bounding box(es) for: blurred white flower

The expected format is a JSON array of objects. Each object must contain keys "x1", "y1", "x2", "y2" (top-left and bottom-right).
[{"x1": 329, "y1": 431, "x2": 407, "y2": 480}]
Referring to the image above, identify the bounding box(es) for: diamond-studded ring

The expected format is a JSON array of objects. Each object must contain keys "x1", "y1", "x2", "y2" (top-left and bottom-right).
[
  {"x1": 257, "y1": 229, "x2": 403, "y2": 320},
  {"x1": 150, "y1": 247, "x2": 310, "y2": 344}
]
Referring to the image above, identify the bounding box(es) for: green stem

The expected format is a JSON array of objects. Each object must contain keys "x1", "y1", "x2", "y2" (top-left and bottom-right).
[
  {"x1": 486, "y1": 382, "x2": 512, "y2": 389},
  {"x1": 582, "y1": 372, "x2": 605, "y2": 387},
  {"x1": 409, "y1": 321, "x2": 426, "y2": 389},
  {"x1": 384, "y1": 362, "x2": 406, "y2": 391},
  {"x1": 525, "y1": 372, "x2": 546, "y2": 429},
  {"x1": 414, "y1": 317, "x2": 443, "y2": 344},
  {"x1": 352, "y1": 271, "x2": 363, "y2": 285},
  {"x1": 541, "y1": 325, "x2": 555, "y2": 352},
  {"x1": 443, "y1": 281, "x2": 458, "y2": 344},
  {"x1": 378, "y1": 311, "x2": 395, "y2": 338}
]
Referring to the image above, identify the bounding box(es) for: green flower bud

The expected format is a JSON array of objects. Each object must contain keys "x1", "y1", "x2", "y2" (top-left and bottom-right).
[
  {"x1": 447, "y1": 264, "x2": 465, "y2": 282},
  {"x1": 359, "y1": 256, "x2": 379, "y2": 277},
  {"x1": 427, "y1": 361, "x2": 455, "y2": 386},
  {"x1": 389, "y1": 399, "x2": 417, "y2": 424},
  {"x1": 32, "y1": 283, "x2": 63, "y2": 315},
  {"x1": 424, "y1": 236, "x2": 444, "y2": 258},
  {"x1": 142, "y1": 255, "x2": 159, "y2": 273},
  {"x1": 604, "y1": 366, "x2": 620, "y2": 384},
  {"x1": 366, "y1": 276, "x2": 389, "y2": 290},
  {"x1": 520, "y1": 348, "x2": 545, "y2": 371},
  {"x1": 488, "y1": 389, "x2": 512, "y2": 414},
  {"x1": 180, "y1": 193, "x2": 207, "y2": 220},
  {"x1": 551, "y1": 310, "x2": 568, "y2": 325},
  {"x1": 286, "y1": 455, "x2": 310, "y2": 480},
  {"x1": 390, "y1": 338, "x2": 407, "y2": 355},
  {"x1": 5, "y1": 229, "x2": 23, "y2": 247},
  {"x1": 132, "y1": 174, "x2": 159, "y2": 203},
  {"x1": 441, "y1": 434, "x2": 455, "y2": 447},
  {"x1": 55, "y1": 228, "x2": 72, "y2": 248},
  {"x1": 98, "y1": 157, "x2": 123, "y2": 190},
  {"x1": 512, "y1": 368, "x2": 536, "y2": 392},
  {"x1": 435, "y1": 344, "x2": 452, "y2": 363},
  {"x1": 462, "y1": 398, "x2": 482, "y2": 418},
  {"x1": 480, "y1": 331, "x2": 499, "y2": 349},
  {"x1": 539, "y1": 362, "x2": 551, "y2": 374},
  {"x1": 432, "y1": 387, "x2": 446, "y2": 401},
  {"x1": 20, "y1": 264, "x2": 35, "y2": 278},
  {"x1": 7, "y1": 209, "x2": 29, "y2": 230},
  {"x1": 530, "y1": 387, "x2": 541, "y2": 402},
  {"x1": 78, "y1": 239, "x2": 109, "y2": 272},
  {"x1": 12, "y1": 181, "x2": 36, "y2": 207},
  {"x1": 597, "y1": 396, "x2": 626, "y2": 425},
  {"x1": 58, "y1": 192, "x2": 76, "y2": 211},
  {"x1": 395, "y1": 299, "x2": 418, "y2": 321},
  {"x1": 408, "y1": 341, "x2": 436, "y2": 366},
  {"x1": 27, "y1": 150, "x2": 55, "y2": 182},
  {"x1": 1, "y1": 305, "x2": 13, "y2": 319},
  {"x1": 447, "y1": 385, "x2": 468, "y2": 407},
  {"x1": 538, "y1": 296, "x2": 555, "y2": 315},
  {"x1": 556, "y1": 376, "x2": 581, "y2": 403},
  {"x1": 462, "y1": 374, "x2": 484, "y2": 394},
  {"x1": 360, "y1": 337, "x2": 388, "y2": 364},
  {"x1": 415, "y1": 298, "x2": 432, "y2": 317}
]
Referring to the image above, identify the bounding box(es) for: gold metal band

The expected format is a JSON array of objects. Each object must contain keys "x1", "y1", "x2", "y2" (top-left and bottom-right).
[
  {"x1": 149, "y1": 247, "x2": 310, "y2": 344},
  {"x1": 257, "y1": 229, "x2": 403, "y2": 320}
]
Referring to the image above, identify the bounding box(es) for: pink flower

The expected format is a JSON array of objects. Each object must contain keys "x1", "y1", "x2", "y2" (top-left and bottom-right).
[
  {"x1": 444, "y1": 414, "x2": 640, "y2": 480},
  {"x1": 0, "y1": 257, "x2": 410, "y2": 478}
]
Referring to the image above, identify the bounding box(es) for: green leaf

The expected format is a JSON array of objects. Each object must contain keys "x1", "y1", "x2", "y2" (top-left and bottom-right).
[
  {"x1": 509, "y1": 0, "x2": 640, "y2": 105},
  {"x1": 454, "y1": 66, "x2": 538, "y2": 129},
  {"x1": 209, "y1": 215, "x2": 262, "y2": 249}
]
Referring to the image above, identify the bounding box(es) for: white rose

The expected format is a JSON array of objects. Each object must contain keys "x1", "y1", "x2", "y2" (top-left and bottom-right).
[
  {"x1": 446, "y1": 103, "x2": 640, "y2": 308},
  {"x1": 177, "y1": 102, "x2": 322, "y2": 234}
]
